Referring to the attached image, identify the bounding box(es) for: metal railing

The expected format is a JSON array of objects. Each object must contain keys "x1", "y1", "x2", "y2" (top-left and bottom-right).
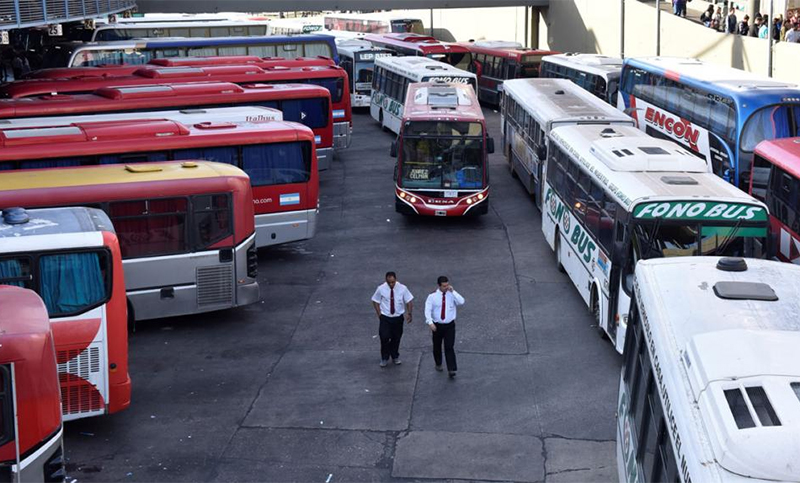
[{"x1": 0, "y1": 0, "x2": 136, "y2": 30}]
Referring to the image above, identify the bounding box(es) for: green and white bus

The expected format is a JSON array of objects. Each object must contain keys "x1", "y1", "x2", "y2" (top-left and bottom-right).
[
  {"x1": 618, "y1": 256, "x2": 800, "y2": 482},
  {"x1": 501, "y1": 78, "x2": 634, "y2": 209},
  {"x1": 543, "y1": 124, "x2": 769, "y2": 353},
  {"x1": 370, "y1": 56, "x2": 477, "y2": 135}
]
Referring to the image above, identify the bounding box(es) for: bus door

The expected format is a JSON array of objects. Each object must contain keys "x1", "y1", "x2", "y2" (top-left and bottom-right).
[{"x1": 607, "y1": 211, "x2": 632, "y2": 350}]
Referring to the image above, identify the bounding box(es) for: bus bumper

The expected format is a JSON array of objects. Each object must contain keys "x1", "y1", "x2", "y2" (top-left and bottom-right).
[
  {"x1": 11, "y1": 427, "x2": 65, "y2": 483},
  {"x1": 352, "y1": 94, "x2": 371, "y2": 108},
  {"x1": 255, "y1": 209, "x2": 317, "y2": 248},
  {"x1": 236, "y1": 280, "x2": 260, "y2": 307},
  {"x1": 395, "y1": 188, "x2": 489, "y2": 217},
  {"x1": 333, "y1": 121, "x2": 351, "y2": 149},
  {"x1": 317, "y1": 147, "x2": 333, "y2": 171}
]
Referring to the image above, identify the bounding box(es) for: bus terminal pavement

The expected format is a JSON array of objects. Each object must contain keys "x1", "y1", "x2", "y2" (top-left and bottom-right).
[{"x1": 63, "y1": 108, "x2": 622, "y2": 483}]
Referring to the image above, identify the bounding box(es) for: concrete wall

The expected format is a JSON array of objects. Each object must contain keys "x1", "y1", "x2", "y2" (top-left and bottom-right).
[
  {"x1": 540, "y1": 0, "x2": 800, "y2": 83},
  {"x1": 400, "y1": 7, "x2": 532, "y2": 45}
]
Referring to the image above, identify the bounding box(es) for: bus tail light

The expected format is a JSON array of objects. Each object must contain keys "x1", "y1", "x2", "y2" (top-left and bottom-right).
[{"x1": 247, "y1": 244, "x2": 258, "y2": 279}]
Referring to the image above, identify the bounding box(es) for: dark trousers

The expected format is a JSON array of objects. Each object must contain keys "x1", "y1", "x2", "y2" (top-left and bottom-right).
[
  {"x1": 379, "y1": 315, "x2": 404, "y2": 360},
  {"x1": 432, "y1": 321, "x2": 457, "y2": 371}
]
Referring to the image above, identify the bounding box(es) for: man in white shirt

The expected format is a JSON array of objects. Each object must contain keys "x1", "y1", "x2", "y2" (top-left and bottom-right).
[
  {"x1": 786, "y1": 22, "x2": 800, "y2": 43},
  {"x1": 371, "y1": 271, "x2": 413, "y2": 368},
  {"x1": 424, "y1": 275, "x2": 465, "y2": 378}
]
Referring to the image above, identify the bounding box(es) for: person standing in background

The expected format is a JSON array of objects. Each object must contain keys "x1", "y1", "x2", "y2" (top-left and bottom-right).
[
  {"x1": 673, "y1": 0, "x2": 686, "y2": 17},
  {"x1": 759, "y1": 16, "x2": 770, "y2": 38},
  {"x1": 785, "y1": 21, "x2": 800, "y2": 43},
  {"x1": 424, "y1": 276, "x2": 465, "y2": 379},
  {"x1": 726, "y1": 8, "x2": 738, "y2": 34},
  {"x1": 371, "y1": 271, "x2": 413, "y2": 368},
  {"x1": 750, "y1": 14, "x2": 762, "y2": 37}
]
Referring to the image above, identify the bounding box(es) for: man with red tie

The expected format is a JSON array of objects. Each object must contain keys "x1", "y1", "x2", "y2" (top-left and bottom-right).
[
  {"x1": 424, "y1": 276, "x2": 465, "y2": 379},
  {"x1": 371, "y1": 271, "x2": 414, "y2": 368}
]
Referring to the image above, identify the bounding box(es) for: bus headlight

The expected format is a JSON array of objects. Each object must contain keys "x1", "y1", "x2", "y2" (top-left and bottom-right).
[
  {"x1": 466, "y1": 198, "x2": 474, "y2": 205},
  {"x1": 399, "y1": 192, "x2": 406, "y2": 199},
  {"x1": 409, "y1": 196, "x2": 417, "y2": 203},
  {"x1": 477, "y1": 193, "x2": 485, "y2": 200}
]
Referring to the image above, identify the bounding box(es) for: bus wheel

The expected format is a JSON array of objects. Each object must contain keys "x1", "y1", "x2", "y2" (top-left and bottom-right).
[
  {"x1": 555, "y1": 233, "x2": 565, "y2": 273},
  {"x1": 591, "y1": 290, "x2": 607, "y2": 340},
  {"x1": 379, "y1": 110, "x2": 388, "y2": 132},
  {"x1": 127, "y1": 300, "x2": 136, "y2": 333}
]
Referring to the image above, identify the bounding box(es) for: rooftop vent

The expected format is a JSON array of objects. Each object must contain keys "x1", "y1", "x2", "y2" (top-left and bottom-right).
[
  {"x1": 717, "y1": 257, "x2": 748, "y2": 272},
  {"x1": 724, "y1": 386, "x2": 781, "y2": 429},
  {"x1": 554, "y1": 90, "x2": 565, "y2": 95},
  {"x1": 2, "y1": 207, "x2": 29, "y2": 225},
  {"x1": 661, "y1": 176, "x2": 698, "y2": 185},
  {"x1": 713, "y1": 281, "x2": 778, "y2": 301},
  {"x1": 600, "y1": 128, "x2": 622, "y2": 138},
  {"x1": 639, "y1": 146, "x2": 670, "y2": 155}
]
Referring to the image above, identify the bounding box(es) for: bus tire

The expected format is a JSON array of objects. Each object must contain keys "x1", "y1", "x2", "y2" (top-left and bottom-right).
[
  {"x1": 555, "y1": 232, "x2": 565, "y2": 273},
  {"x1": 127, "y1": 299, "x2": 136, "y2": 333},
  {"x1": 379, "y1": 110, "x2": 389, "y2": 132},
  {"x1": 591, "y1": 288, "x2": 607, "y2": 340}
]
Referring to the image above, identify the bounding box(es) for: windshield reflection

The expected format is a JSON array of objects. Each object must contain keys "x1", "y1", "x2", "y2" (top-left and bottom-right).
[
  {"x1": 401, "y1": 122, "x2": 484, "y2": 190},
  {"x1": 633, "y1": 222, "x2": 765, "y2": 259}
]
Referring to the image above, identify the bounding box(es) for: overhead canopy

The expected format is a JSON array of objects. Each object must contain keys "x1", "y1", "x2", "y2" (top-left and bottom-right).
[{"x1": 136, "y1": 0, "x2": 549, "y2": 12}]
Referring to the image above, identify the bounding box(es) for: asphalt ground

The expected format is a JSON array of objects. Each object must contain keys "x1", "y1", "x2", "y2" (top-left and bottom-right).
[{"x1": 63, "y1": 107, "x2": 622, "y2": 483}]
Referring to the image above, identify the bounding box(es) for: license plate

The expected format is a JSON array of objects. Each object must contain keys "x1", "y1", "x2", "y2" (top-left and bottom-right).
[
  {"x1": 435, "y1": 210, "x2": 447, "y2": 217},
  {"x1": 444, "y1": 190, "x2": 458, "y2": 198}
]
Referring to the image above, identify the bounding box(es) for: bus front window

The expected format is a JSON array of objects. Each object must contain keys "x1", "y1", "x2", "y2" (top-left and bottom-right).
[
  {"x1": 41, "y1": 44, "x2": 75, "y2": 68},
  {"x1": 741, "y1": 104, "x2": 800, "y2": 153},
  {"x1": 633, "y1": 221, "x2": 766, "y2": 259},
  {"x1": 401, "y1": 122, "x2": 485, "y2": 190},
  {"x1": 354, "y1": 62, "x2": 374, "y2": 94}
]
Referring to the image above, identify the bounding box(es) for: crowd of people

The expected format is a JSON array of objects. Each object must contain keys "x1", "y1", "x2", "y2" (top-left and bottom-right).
[{"x1": 690, "y1": 3, "x2": 800, "y2": 42}]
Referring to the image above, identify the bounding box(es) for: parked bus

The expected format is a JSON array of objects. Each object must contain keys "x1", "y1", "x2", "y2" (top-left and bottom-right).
[
  {"x1": 0, "y1": 115, "x2": 318, "y2": 249},
  {"x1": 543, "y1": 124, "x2": 769, "y2": 353},
  {"x1": 86, "y1": 20, "x2": 271, "y2": 42},
  {"x1": 0, "y1": 284, "x2": 64, "y2": 481},
  {"x1": 0, "y1": 162, "x2": 260, "y2": 323},
  {"x1": 371, "y1": 56, "x2": 477, "y2": 134},
  {"x1": 0, "y1": 83, "x2": 334, "y2": 170},
  {"x1": 501, "y1": 78, "x2": 634, "y2": 208},
  {"x1": 540, "y1": 53, "x2": 623, "y2": 106},
  {"x1": 391, "y1": 82, "x2": 494, "y2": 216},
  {"x1": 617, "y1": 56, "x2": 800, "y2": 188},
  {"x1": 0, "y1": 207, "x2": 130, "y2": 421},
  {"x1": 618, "y1": 256, "x2": 800, "y2": 483},
  {"x1": 336, "y1": 40, "x2": 393, "y2": 108},
  {"x1": 460, "y1": 40, "x2": 559, "y2": 105},
  {"x1": 364, "y1": 33, "x2": 472, "y2": 70},
  {"x1": 324, "y1": 13, "x2": 424, "y2": 35},
  {"x1": 267, "y1": 17, "x2": 324, "y2": 35},
  {"x1": 749, "y1": 138, "x2": 800, "y2": 264},
  {"x1": 2, "y1": 63, "x2": 353, "y2": 151},
  {"x1": 40, "y1": 34, "x2": 339, "y2": 69}
]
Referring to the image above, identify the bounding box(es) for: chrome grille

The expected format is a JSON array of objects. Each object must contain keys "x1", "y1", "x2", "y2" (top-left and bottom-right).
[
  {"x1": 58, "y1": 347, "x2": 103, "y2": 415},
  {"x1": 197, "y1": 265, "x2": 233, "y2": 307}
]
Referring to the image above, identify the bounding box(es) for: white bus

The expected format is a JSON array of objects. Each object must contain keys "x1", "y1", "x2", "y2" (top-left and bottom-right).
[
  {"x1": 371, "y1": 56, "x2": 477, "y2": 134},
  {"x1": 543, "y1": 124, "x2": 769, "y2": 353},
  {"x1": 324, "y1": 12, "x2": 424, "y2": 35},
  {"x1": 501, "y1": 78, "x2": 634, "y2": 209},
  {"x1": 86, "y1": 20, "x2": 271, "y2": 42},
  {"x1": 267, "y1": 17, "x2": 325, "y2": 35},
  {"x1": 540, "y1": 53, "x2": 623, "y2": 105},
  {"x1": 618, "y1": 256, "x2": 800, "y2": 483},
  {"x1": 336, "y1": 39, "x2": 393, "y2": 107}
]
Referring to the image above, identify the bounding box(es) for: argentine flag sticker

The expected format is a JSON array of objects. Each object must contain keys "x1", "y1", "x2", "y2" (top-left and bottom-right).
[{"x1": 280, "y1": 193, "x2": 301, "y2": 206}]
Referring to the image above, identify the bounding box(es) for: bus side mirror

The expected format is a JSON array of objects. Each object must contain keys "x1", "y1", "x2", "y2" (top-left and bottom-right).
[
  {"x1": 487, "y1": 137, "x2": 495, "y2": 154},
  {"x1": 393, "y1": 162, "x2": 399, "y2": 181},
  {"x1": 390, "y1": 140, "x2": 398, "y2": 158},
  {"x1": 536, "y1": 145, "x2": 547, "y2": 161}
]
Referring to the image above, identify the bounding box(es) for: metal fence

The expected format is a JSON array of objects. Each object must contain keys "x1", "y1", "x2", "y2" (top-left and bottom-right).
[{"x1": 0, "y1": 0, "x2": 136, "y2": 29}]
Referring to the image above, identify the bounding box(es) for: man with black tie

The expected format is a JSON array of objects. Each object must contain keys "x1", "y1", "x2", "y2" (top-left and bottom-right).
[
  {"x1": 371, "y1": 271, "x2": 413, "y2": 368},
  {"x1": 424, "y1": 275, "x2": 465, "y2": 379}
]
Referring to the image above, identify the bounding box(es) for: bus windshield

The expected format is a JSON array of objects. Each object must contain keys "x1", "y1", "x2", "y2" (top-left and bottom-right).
[
  {"x1": 392, "y1": 20, "x2": 424, "y2": 34},
  {"x1": 740, "y1": 104, "x2": 800, "y2": 152},
  {"x1": 41, "y1": 44, "x2": 76, "y2": 69},
  {"x1": 401, "y1": 121, "x2": 484, "y2": 190},
  {"x1": 427, "y1": 52, "x2": 472, "y2": 71},
  {"x1": 633, "y1": 221, "x2": 766, "y2": 258},
  {"x1": 520, "y1": 55, "x2": 545, "y2": 78},
  {"x1": 354, "y1": 61, "x2": 375, "y2": 93}
]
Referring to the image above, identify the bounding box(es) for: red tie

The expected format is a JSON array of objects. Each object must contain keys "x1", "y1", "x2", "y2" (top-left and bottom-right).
[
  {"x1": 440, "y1": 291, "x2": 446, "y2": 321},
  {"x1": 390, "y1": 287, "x2": 395, "y2": 315}
]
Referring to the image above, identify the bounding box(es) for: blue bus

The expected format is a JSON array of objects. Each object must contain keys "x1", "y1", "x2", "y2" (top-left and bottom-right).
[
  {"x1": 41, "y1": 34, "x2": 339, "y2": 69},
  {"x1": 617, "y1": 57, "x2": 800, "y2": 188}
]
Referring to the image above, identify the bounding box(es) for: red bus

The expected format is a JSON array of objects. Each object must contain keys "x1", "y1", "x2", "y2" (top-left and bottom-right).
[
  {"x1": 750, "y1": 138, "x2": 800, "y2": 264},
  {"x1": 0, "y1": 82, "x2": 335, "y2": 171},
  {"x1": 0, "y1": 115, "x2": 318, "y2": 249},
  {"x1": 459, "y1": 40, "x2": 559, "y2": 105},
  {"x1": 391, "y1": 82, "x2": 494, "y2": 216},
  {"x1": 364, "y1": 33, "x2": 472, "y2": 71},
  {"x1": 24, "y1": 55, "x2": 337, "y2": 80},
  {"x1": 0, "y1": 207, "x2": 130, "y2": 422},
  {"x1": 0, "y1": 162, "x2": 260, "y2": 324},
  {"x1": 2, "y1": 63, "x2": 352, "y2": 150},
  {"x1": 0, "y1": 284, "x2": 64, "y2": 481}
]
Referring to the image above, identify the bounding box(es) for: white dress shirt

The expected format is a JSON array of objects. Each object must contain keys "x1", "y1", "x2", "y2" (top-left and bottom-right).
[
  {"x1": 372, "y1": 282, "x2": 413, "y2": 316},
  {"x1": 425, "y1": 288, "x2": 465, "y2": 325}
]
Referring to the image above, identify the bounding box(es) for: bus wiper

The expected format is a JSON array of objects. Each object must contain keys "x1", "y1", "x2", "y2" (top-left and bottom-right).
[{"x1": 714, "y1": 218, "x2": 744, "y2": 256}]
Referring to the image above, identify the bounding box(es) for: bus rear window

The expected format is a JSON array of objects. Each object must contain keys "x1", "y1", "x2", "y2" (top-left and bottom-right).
[
  {"x1": 307, "y1": 78, "x2": 343, "y2": 103},
  {"x1": 280, "y1": 98, "x2": 329, "y2": 129},
  {"x1": 242, "y1": 142, "x2": 310, "y2": 186},
  {"x1": 110, "y1": 198, "x2": 189, "y2": 258},
  {"x1": 38, "y1": 251, "x2": 110, "y2": 317},
  {"x1": 193, "y1": 194, "x2": 232, "y2": 249}
]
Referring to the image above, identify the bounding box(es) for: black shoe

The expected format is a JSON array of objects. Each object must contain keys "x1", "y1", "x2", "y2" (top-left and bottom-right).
[
  {"x1": 435, "y1": 365, "x2": 443, "y2": 372},
  {"x1": 448, "y1": 371, "x2": 457, "y2": 379}
]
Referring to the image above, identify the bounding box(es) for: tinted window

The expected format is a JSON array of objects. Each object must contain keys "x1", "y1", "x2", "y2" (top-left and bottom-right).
[
  {"x1": 242, "y1": 142, "x2": 310, "y2": 186},
  {"x1": 194, "y1": 194, "x2": 233, "y2": 249},
  {"x1": 38, "y1": 251, "x2": 109, "y2": 317},
  {"x1": 306, "y1": 77, "x2": 343, "y2": 103},
  {"x1": 278, "y1": 98, "x2": 329, "y2": 129},
  {"x1": 110, "y1": 198, "x2": 189, "y2": 258}
]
